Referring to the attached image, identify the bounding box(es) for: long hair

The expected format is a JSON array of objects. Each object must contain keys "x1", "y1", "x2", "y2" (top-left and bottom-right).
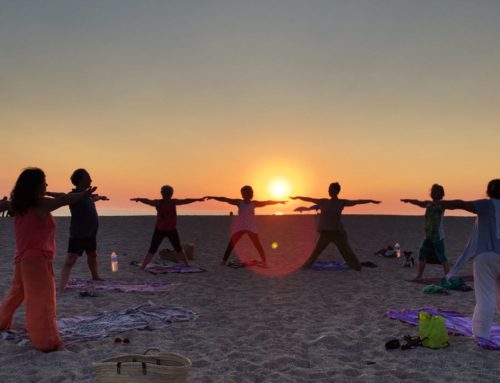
[{"x1": 10, "y1": 167, "x2": 46, "y2": 214}]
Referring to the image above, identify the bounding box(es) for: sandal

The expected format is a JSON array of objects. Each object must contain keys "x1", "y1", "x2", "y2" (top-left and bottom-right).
[
  {"x1": 401, "y1": 335, "x2": 422, "y2": 350},
  {"x1": 385, "y1": 338, "x2": 401, "y2": 350}
]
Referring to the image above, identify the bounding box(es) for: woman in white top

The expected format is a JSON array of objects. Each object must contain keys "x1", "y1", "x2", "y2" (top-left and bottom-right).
[
  {"x1": 440, "y1": 179, "x2": 500, "y2": 342},
  {"x1": 208, "y1": 186, "x2": 286, "y2": 266}
]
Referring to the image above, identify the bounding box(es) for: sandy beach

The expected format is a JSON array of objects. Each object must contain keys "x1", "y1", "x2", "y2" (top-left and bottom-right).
[{"x1": 0, "y1": 214, "x2": 497, "y2": 382}]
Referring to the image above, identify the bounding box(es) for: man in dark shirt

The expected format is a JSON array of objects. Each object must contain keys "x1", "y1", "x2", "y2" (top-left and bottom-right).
[{"x1": 60, "y1": 169, "x2": 109, "y2": 291}]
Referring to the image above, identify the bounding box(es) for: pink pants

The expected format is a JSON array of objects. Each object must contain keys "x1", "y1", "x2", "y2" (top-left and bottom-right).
[{"x1": 0, "y1": 256, "x2": 63, "y2": 352}]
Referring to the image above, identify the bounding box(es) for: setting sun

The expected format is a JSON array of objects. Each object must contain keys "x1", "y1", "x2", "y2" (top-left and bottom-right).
[{"x1": 268, "y1": 179, "x2": 291, "y2": 199}]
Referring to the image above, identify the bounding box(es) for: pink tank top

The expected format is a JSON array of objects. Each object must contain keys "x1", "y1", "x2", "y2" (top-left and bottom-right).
[
  {"x1": 155, "y1": 201, "x2": 177, "y2": 231},
  {"x1": 14, "y1": 209, "x2": 56, "y2": 263}
]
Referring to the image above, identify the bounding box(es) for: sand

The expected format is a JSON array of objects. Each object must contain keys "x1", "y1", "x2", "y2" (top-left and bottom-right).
[{"x1": 0, "y1": 214, "x2": 498, "y2": 383}]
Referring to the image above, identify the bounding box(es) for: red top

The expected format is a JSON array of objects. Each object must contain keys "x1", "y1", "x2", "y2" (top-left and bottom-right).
[
  {"x1": 14, "y1": 209, "x2": 56, "y2": 263},
  {"x1": 155, "y1": 201, "x2": 177, "y2": 231}
]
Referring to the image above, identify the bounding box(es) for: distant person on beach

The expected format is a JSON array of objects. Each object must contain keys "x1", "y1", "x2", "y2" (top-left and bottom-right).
[
  {"x1": 290, "y1": 182, "x2": 380, "y2": 270},
  {"x1": 436, "y1": 179, "x2": 500, "y2": 342},
  {"x1": 131, "y1": 186, "x2": 207, "y2": 270},
  {"x1": 59, "y1": 169, "x2": 109, "y2": 292},
  {"x1": 401, "y1": 184, "x2": 453, "y2": 280},
  {"x1": 0, "y1": 167, "x2": 95, "y2": 352},
  {"x1": 0, "y1": 196, "x2": 9, "y2": 217},
  {"x1": 208, "y1": 186, "x2": 287, "y2": 266}
]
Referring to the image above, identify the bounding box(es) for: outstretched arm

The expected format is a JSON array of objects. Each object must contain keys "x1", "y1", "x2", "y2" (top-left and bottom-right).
[
  {"x1": 289, "y1": 196, "x2": 323, "y2": 204},
  {"x1": 400, "y1": 199, "x2": 429, "y2": 208},
  {"x1": 46, "y1": 191, "x2": 66, "y2": 198},
  {"x1": 40, "y1": 187, "x2": 97, "y2": 212},
  {"x1": 344, "y1": 199, "x2": 381, "y2": 207},
  {"x1": 253, "y1": 200, "x2": 287, "y2": 208},
  {"x1": 93, "y1": 194, "x2": 110, "y2": 202},
  {"x1": 130, "y1": 198, "x2": 160, "y2": 207},
  {"x1": 440, "y1": 200, "x2": 477, "y2": 214},
  {"x1": 173, "y1": 197, "x2": 208, "y2": 206},
  {"x1": 207, "y1": 196, "x2": 241, "y2": 206}
]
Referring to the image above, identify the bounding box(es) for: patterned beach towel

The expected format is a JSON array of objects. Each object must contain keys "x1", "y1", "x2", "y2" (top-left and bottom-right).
[
  {"x1": 0, "y1": 303, "x2": 197, "y2": 346},
  {"x1": 387, "y1": 307, "x2": 500, "y2": 350},
  {"x1": 310, "y1": 261, "x2": 349, "y2": 271},
  {"x1": 67, "y1": 279, "x2": 180, "y2": 293}
]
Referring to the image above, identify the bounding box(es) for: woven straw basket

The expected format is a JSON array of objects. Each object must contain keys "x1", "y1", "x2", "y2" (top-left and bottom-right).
[{"x1": 93, "y1": 349, "x2": 191, "y2": 383}]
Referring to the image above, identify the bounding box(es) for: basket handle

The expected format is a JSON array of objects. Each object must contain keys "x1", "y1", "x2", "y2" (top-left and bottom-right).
[{"x1": 144, "y1": 347, "x2": 161, "y2": 355}]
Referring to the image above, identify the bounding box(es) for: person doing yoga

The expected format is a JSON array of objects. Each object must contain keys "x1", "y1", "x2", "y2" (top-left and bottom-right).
[
  {"x1": 208, "y1": 186, "x2": 286, "y2": 266},
  {"x1": 131, "y1": 185, "x2": 207, "y2": 270},
  {"x1": 291, "y1": 182, "x2": 380, "y2": 270}
]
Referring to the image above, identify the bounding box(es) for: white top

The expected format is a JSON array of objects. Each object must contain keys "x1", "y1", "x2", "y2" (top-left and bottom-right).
[{"x1": 232, "y1": 201, "x2": 257, "y2": 233}]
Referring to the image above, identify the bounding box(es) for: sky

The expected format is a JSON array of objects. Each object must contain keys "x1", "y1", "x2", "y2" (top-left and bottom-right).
[{"x1": 1, "y1": 0, "x2": 499, "y2": 216}]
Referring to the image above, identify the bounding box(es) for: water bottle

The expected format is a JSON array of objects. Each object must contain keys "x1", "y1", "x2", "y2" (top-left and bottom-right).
[
  {"x1": 111, "y1": 251, "x2": 118, "y2": 272},
  {"x1": 394, "y1": 243, "x2": 401, "y2": 258}
]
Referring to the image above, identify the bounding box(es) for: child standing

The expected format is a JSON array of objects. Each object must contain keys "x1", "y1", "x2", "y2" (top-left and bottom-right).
[
  {"x1": 291, "y1": 182, "x2": 380, "y2": 270},
  {"x1": 401, "y1": 184, "x2": 453, "y2": 280},
  {"x1": 0, "y1": 167, "x2": 94, "y2": 352},
  {"x1": 208, "y1": 185, "x2": 286, "y2": 266},
  {"x1": 131, "y1": 185, "x2": 206, "y2": 270},
  {"x1": 59, "y1": 169, "x2": 109, "y2": 291}
]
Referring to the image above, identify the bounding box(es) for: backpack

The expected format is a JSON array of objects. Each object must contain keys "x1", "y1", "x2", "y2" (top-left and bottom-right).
[{"x1": 418, "y1": 311, "x2": 449, "y2": 349}]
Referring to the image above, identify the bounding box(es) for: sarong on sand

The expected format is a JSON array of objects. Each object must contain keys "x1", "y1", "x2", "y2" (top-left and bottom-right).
[
  {"x1": 407, "y1": 276, "x2": 473, "y2": 285},
  {"x1": 0, "y1": 303, "x2": 197, "y2": 346},
  {"x1": 309, "y1": 261, "x2": 349, "y2": 271},
  {"x1": 387, "y1": 307, "x2": 500, "y2": 350},
  {"x1": 66, "y1": 279, "x2": 180, "y2": 293}
]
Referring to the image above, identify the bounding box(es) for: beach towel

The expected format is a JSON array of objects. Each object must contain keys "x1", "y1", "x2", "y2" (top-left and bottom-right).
[
  {"x1": 145, "y1": 263, "x2": 206, "y2": 274},
  {"x1": 1, "y1": 303, "x2": 197, "y2": 346},
  {"x1": 386, "y1": 307, "x2": 500, "y2": 350},
  {"x1": 66, "y1": 279, "x2": 180, "y2": 293},
  {"x1": 310, "y1": 261, "x2": 348, "y2": 271}
]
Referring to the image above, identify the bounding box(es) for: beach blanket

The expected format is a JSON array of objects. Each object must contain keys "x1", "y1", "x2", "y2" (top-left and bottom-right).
[
  {"x1": 387, "y1": 307, "x2": 500, "y2": 350},
  {"x1": 310, "y1": 261, "x2": 348, "y2": 271},
  {"x1": 66, "y1": 279, "x2": 180, "y2": 293},
  {"x1": 0, "y1": 303, "x2": 197, "y2": 346},
  {"x1": 145, "y1": 263, "x2": 206, "y2": 274}
]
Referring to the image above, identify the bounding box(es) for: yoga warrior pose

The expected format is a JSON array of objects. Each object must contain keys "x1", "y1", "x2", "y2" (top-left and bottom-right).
[
  {"x1": 131, "y1": 185, "x2": 207, "y2": 270},
  {"x1": 0, "y1": 168, "x2": 95, "y2": 352},
  {"x1": 401, "y1": 184, "x2": 452, "y2": 280},
  {"x1": 209, "y1": 186, "x2": 286, "y2": 266},
  {"x1": 291, "y1": 182, "x2": 380, "y2": 270},
  {"x1": 439, "y1": 179, "x2": 500, "y2": 342}
]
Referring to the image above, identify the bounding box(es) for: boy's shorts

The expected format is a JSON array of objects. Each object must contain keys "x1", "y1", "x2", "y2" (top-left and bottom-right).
[
  {"x1": 67, "y1": 236, "x2": 97, "y2": 256},
  {"x1": 419, "y1": 238, "x2": 447, "y2": 264}
]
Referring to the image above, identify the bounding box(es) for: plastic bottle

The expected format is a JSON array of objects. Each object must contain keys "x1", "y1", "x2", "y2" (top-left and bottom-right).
[
  {"x1": 394, "y1": 243, "x2": 401, "y2": 258},
  {"x1": 111, "y1": 251, "x2": 118, "y2": 272}
]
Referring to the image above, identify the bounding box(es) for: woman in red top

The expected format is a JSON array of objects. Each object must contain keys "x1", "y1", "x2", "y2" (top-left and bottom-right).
[
  {"x1": 0, "y1": 168, "x2": 94, "y2": 352},
  {"x1": 131, "y1": 185, "x2": 207, "y2": 270}
]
